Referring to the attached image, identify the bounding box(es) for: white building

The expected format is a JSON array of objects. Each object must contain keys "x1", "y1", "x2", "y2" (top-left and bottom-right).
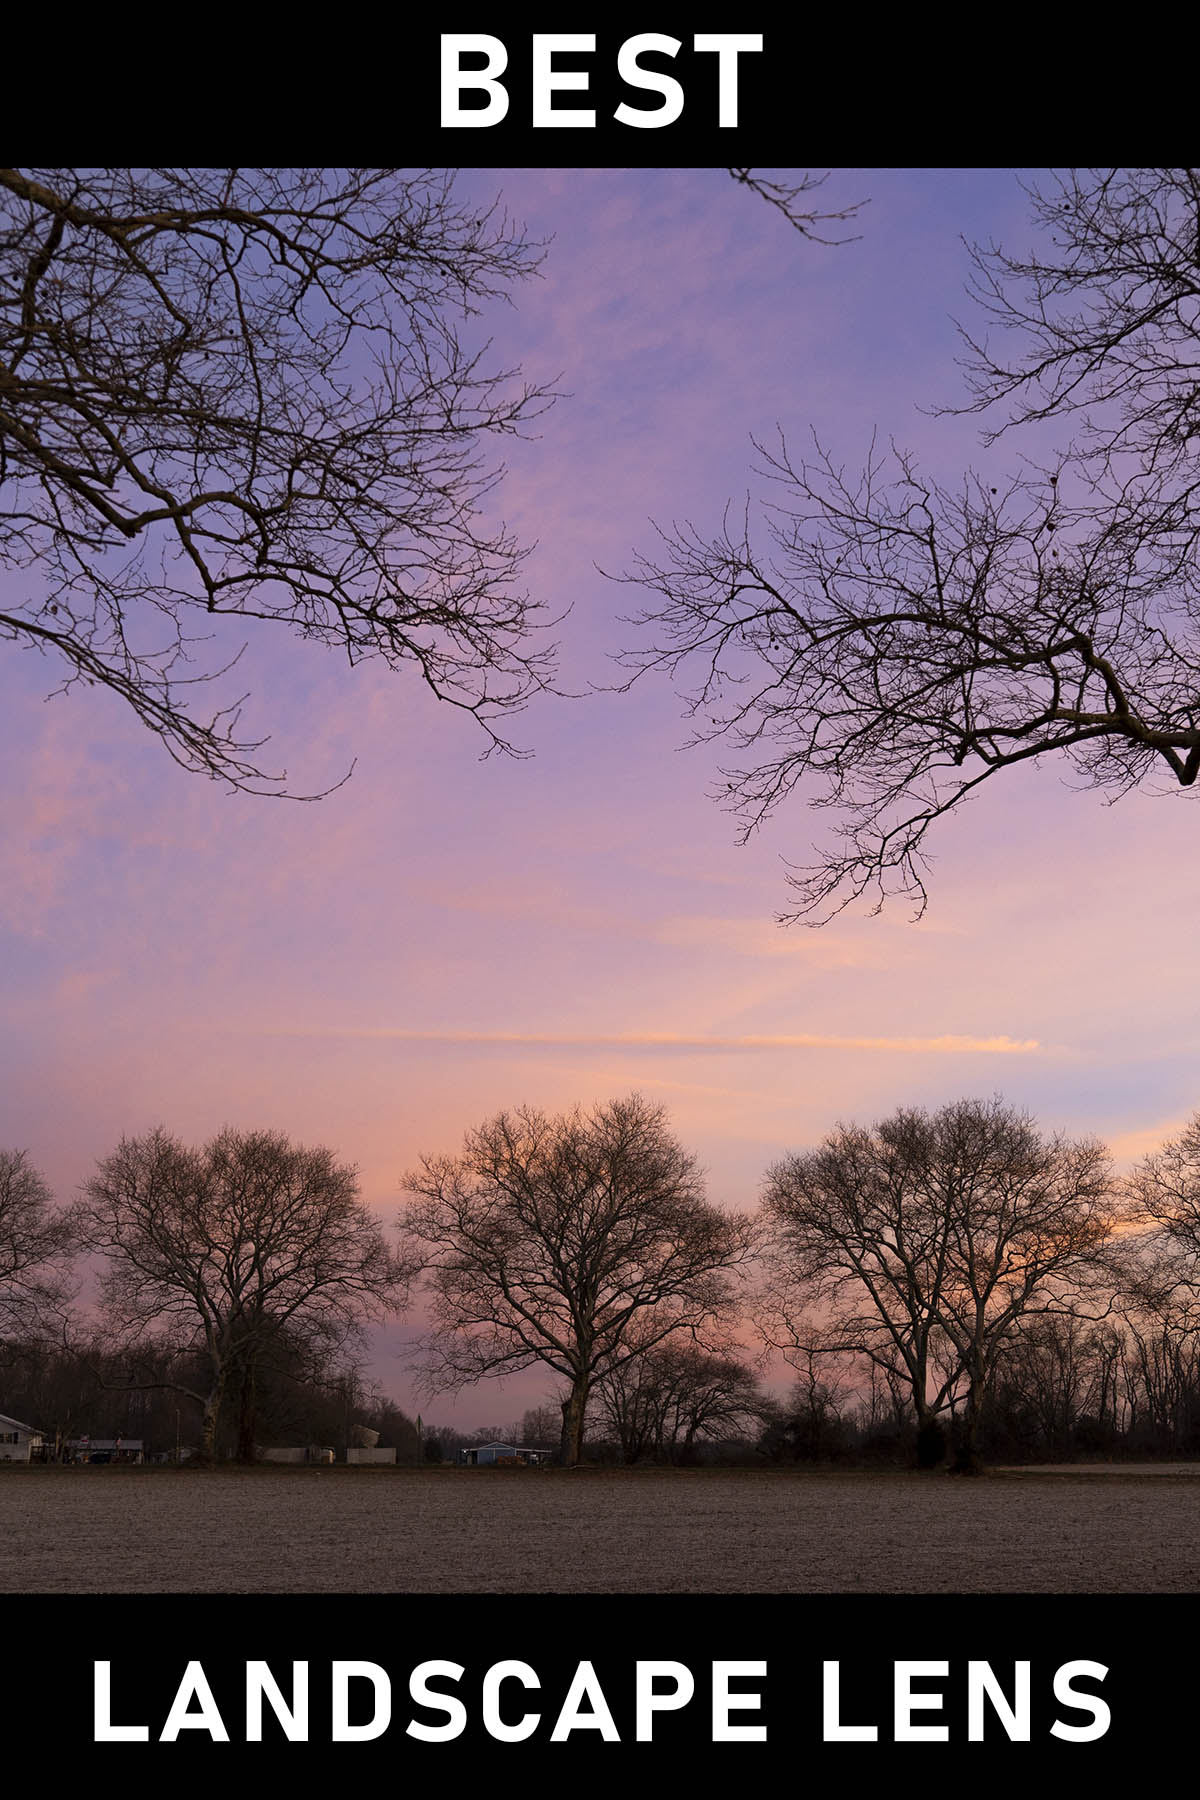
[{"x1": 0, "y1": 1413, "x2": 43, "y2": 1463}]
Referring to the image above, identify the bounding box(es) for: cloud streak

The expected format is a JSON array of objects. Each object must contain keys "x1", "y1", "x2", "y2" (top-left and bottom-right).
[{"x1": 260, "y1": 1026, "x2": 1040, "y2": 1055}]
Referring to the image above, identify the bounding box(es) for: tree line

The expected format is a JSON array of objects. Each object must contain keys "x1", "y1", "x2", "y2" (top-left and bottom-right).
[{"x1": 6, "y1": 1093, "x2": 1200, "y2": 1471}]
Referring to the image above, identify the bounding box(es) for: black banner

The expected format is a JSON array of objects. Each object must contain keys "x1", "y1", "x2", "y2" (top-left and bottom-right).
[{"x1": 6, "y1": 1593, "x2": 1172, "y2": 1763}]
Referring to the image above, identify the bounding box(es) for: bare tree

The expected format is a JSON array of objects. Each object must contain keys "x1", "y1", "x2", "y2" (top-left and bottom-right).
[
  {"x1": 0, "y1": 1147, "x2": 76, "y2": 1349},
  {"x1": 1122, "y1": 1309, "x2": 1200, "y2": 1453},
  {"x1": 76, "y1": 1125, "x2": 411, "y2": 1461},
  {"x1": 517, "y1": 1402, "x2": 562, "y2": 1450},
  {"x1": 767, "y1": 1356, "x2": 853, "y2": 1463},
  {"x1": 759, "y1": 1108, "x2": 963, "y2": 1463},
  {"x1": 760, "y1": 1097, "x2": 1114, "y2": 1470},
  {"x1": 598, "y1": 1339, "x2": 767, "y2": 1462},
  {"x1": 596, "y1": 1349, "x2": 663, "y2": 1464},
  {"x1": 1092, "y1": 1120, "x2": 1200, "y2": 1455},
  {"x1": 1127, "y1": 1112, "x2": 1200, "y2": 1333},
  {"x1": 0, "y1": 167, "x2": 556, "y2": 791},
  {"x1": 400, "y1": 1092, "x2": 754, "y2": 1466},
  {"x1": 964, "y1": 1314, "x2": 1125, "y2": 1458},
  {"x1": 619, "y1": 168, "x2": 1200, "y2": 921},
  {"x1": 927, "y1": 1100, "x2": 1114, "y2": 1470}
]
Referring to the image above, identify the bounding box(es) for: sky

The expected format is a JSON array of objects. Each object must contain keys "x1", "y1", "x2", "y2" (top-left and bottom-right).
[{"x1": 4, "y1": 167, "x2": 1199, "y2": 1429}]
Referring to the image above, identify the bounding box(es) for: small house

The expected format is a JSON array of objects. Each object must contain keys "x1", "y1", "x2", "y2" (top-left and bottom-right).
[{"x1": 0, "y1": 1413, "x2": 44, "y2": 1463}]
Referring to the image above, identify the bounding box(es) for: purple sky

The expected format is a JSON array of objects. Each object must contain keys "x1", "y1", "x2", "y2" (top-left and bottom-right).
[{"x1": 4, "y1": 168, "x2": 1198, "y2": 1428}]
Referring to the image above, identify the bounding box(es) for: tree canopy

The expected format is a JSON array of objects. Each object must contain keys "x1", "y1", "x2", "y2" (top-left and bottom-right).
[
  {"x1": 759, "y1": 1097, "x2": 1114, "y2": 1469},
  {"x1": 77, "y1": 1125, "x2": 411, "y2": 1460},
  {"x1": 400, "y1": 1092, "x2": 754, "y2": 1465}
]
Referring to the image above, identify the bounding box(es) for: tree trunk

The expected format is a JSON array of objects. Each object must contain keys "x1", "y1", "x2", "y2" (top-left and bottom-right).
[
  {"x1": 914, "y1": 1408, "x2": 947, "y2": 1469},
  {"x1": 910, "y1": 1385, "x2": 947, "y2": 1469},
  {"x1": 235, "y1": 1360, "x2": 258, "y2": 1464},
  {"x1": 950, "y1": 1379, "x2": 984, "y2": 1475},
  {"x1": 560, "y1": 1376, "x2": 590, "y2": 1467},
  {"x1": 200, "y1": 1376, "x2": 225, "y2": 1464}
]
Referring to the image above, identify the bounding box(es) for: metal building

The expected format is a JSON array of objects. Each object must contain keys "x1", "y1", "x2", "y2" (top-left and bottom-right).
[{"x1": 459, "y1": 1441, "x2": 547, "y2": 1466}]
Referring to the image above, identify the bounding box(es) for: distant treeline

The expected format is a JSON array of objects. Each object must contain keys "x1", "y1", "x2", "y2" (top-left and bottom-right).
[{"x1": 4, "y1": 1094, "x2": 1200, "y2": 1471}]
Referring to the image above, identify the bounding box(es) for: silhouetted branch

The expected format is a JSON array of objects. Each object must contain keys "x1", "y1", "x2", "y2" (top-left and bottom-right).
[
  {"x1": 0, "y1": 167, "x2": 558, "y2": 792},
  {"x1": 727, "y1": 168, "x2": 868, "y2": 244},
  {"x1": 617, "y1": 431, "x2": 1200, "y2": 921}
]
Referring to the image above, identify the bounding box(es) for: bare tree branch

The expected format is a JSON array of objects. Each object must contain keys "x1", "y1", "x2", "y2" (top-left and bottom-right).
[
  {"x1": 0, "y1": 1148, "x2": 77, "y2": 1348},
  {"x1": 952, "y1": 168, "x2": 1200, "y2": 485},
  {"x1": 619, "y1": 168, "x2": 1200, "y2": 922},
  {"x1": 616, "y1": 431, "x2": 1200, "y2": 922},
  {"x1": 726, "y1": 168, "x2": 868, "y2": 244},
  {"x1": 0, "y1": 167, "x2": 559, "y2": 792}
]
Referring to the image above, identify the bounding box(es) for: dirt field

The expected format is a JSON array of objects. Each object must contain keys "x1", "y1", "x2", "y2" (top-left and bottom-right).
[{"x1": 4, "y1": 1465, "x2": 1200, "y2": 1593}]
